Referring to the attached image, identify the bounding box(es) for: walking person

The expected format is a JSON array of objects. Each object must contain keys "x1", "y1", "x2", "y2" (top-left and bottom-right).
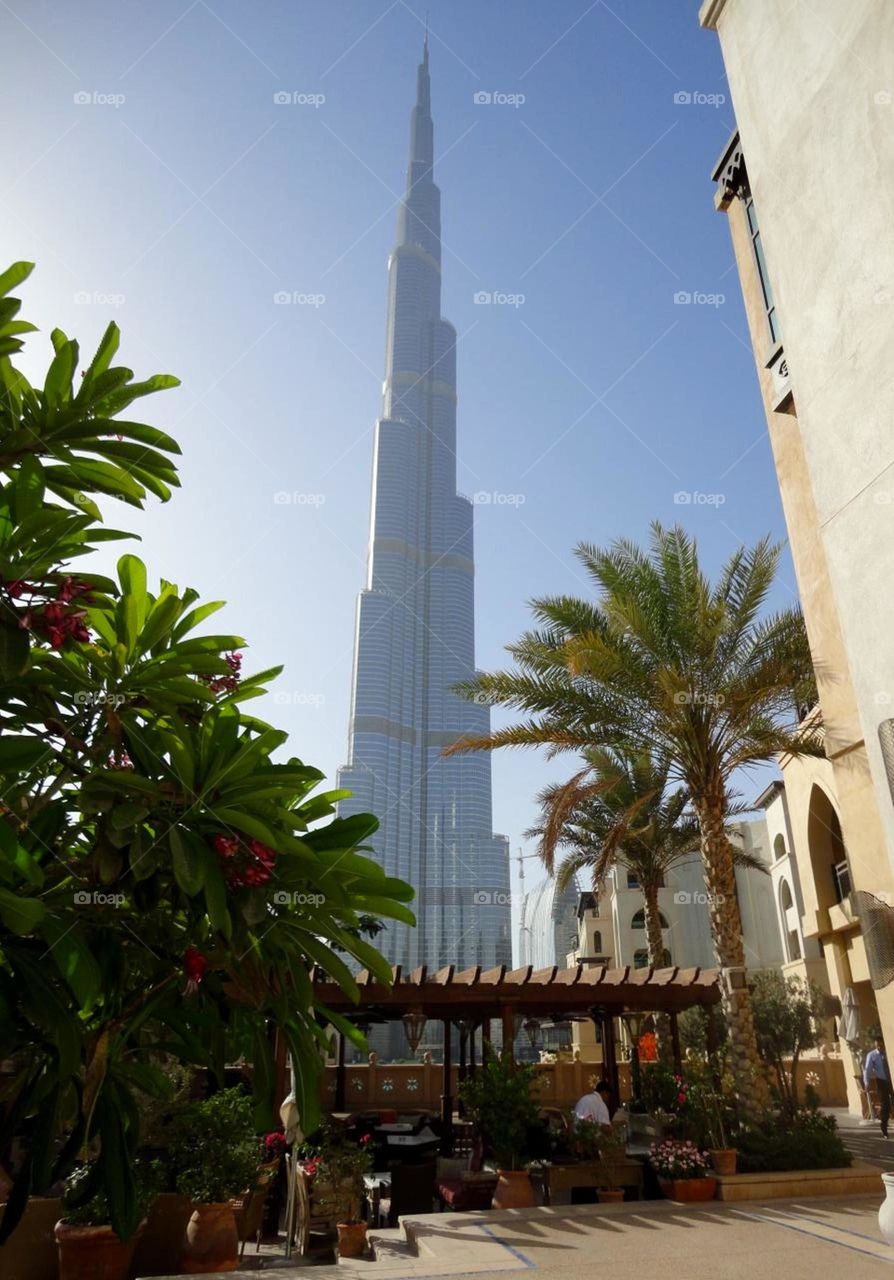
[{"x1": 864, "y1": 1036, "x2": 893, "y2": 1138}]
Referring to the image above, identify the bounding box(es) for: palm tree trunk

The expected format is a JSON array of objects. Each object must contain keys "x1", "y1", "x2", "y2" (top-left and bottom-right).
[
  {"x1": 642, "y1": 883, "x2": 672, "y2": 1064},
  {"x1": 695, "y1": 796, "x2": 770, "y2": 1119}
]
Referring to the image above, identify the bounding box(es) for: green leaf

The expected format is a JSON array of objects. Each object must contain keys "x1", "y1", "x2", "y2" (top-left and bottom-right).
[
  {"x1": 0, "y1": 616, "x2": 31, "y2": 682},
  {"x1": 170, "y1": 827, "x2": 205, "y2": 896},
  {"x1": 0, "y1": 261, "x2": 35, "y2": 298},
  {"x1": 0, "y1": 735, "x2": 49, "y2": 771},
  {"x1": 0, "y1": 888, "x2": 45, "y2": 934},
  {"x1": 41, "y1": 916, "x2": 102, "y2": 1009}
]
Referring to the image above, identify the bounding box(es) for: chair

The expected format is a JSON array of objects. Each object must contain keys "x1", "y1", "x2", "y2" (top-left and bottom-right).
[
  {"x1": 231, "y1": 1162, "x2": 279, "y2": 1259},
  {"x1": 290, "y1": 1163, "x2": 341, "y2": 1257}
]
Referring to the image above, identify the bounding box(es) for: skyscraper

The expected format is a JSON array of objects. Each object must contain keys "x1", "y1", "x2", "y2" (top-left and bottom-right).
[{"x1": 337, "y1": 39, "x2": 511, "y2": 976}]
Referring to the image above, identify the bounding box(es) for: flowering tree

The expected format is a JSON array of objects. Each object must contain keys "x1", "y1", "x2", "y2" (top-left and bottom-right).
[{"x1": 0, "y1": 263, "x2": 414, "y2": 1239}]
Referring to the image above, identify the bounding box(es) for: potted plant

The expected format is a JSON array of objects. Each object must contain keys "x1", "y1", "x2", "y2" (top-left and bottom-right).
[
  {"x1": 595, "y1": 1123, "x2": 628, "y2": 1204},
  {"x1": 459, "y1": 1050, "x2": 540, "y2": 1209},
  {"x1": 686, "y1": 1055, "x2": 738, "y2": 1176},
  {"x1": 168, "y1": 1088, "x2": 262, "y2": 1274},
  {"x1": 300, "y1": 1125, "x2": 373, "y2": 1257},
  {"x1": 55, "y1": 1165, "x2": 150, "y2": 1280},
  {"x1": 649, "y1": 1139, "x2": 716, "y2": 1202}
]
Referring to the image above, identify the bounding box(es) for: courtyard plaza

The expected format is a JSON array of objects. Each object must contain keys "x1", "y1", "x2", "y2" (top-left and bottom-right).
[{"x1": 152, "y1": 1194, "x2": 894, "y2": 1279}]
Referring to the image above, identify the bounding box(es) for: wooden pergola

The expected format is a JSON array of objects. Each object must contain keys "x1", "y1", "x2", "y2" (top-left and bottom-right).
[{"x1": 313, "y1": 962, "x2": 722, "y2": 1149}]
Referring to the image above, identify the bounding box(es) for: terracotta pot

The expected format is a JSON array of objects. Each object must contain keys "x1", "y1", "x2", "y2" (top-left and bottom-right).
[
  {"x1": 492, "y1": 1170, "x2": 536, "y2": 1210},
  {"x1": 178, "y1": 1202, "x2": 239, "y2": 1274},
  {"x1": 658, "y1": 1176, "x2": 717, "y2": 1203},
  {"x1": 336, "y1": 1221, "x2": 368, "y2": 1258},
  {"x1": 597, "y1": 1188, "x2": 625, "y2": 1204},
  {"x1": 55, "y1": 1219, "x2": 145, "y2": 1280},
  {"x1": 709, "y1": 1148, "x2": 737, "y2": 1177}
]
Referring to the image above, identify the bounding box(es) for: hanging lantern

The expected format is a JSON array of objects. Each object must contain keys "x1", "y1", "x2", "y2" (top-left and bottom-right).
[
  {"x1": 523, "y1": 1017, "x2": 540, "y2": 1049},
  {"x1": 402, "y1": 1008, "x2": 427, "y2": 1053}
]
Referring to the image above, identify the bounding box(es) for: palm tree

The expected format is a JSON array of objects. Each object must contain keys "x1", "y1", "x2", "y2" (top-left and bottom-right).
[
  {"x1": 527, "y1": 746, "x2": 700, "y2": 971},
  {"x1": 449, "y1": 525, "x2": 820, "y2": 1116}
]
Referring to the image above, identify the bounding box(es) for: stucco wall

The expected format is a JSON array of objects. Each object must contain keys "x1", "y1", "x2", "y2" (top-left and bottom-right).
[{"x1": 705, "y1": 0, "x2": 894, "y2": 874}]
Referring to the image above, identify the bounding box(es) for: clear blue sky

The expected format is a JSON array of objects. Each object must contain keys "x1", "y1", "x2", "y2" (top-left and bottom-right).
[{"x1": 2, "y1": 1, "x2": 793, "y2": 944}]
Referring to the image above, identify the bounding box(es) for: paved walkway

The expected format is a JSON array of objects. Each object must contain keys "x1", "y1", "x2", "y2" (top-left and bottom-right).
[
  {"x1": 833, "y1": 1106, "x2": 894, "y2": 1169},
  {"x1": 152, "y1": 1197, "x2": 894, "y2": 1279}
]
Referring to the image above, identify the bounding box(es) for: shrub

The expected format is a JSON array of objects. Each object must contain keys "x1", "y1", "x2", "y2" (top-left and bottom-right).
[
  {"x1": 737, "y1": 1110, "x2": 852, "y2": 1172},
  {"x1": 168, "y1": 1088, "x2": 260, "y2": 1203}
]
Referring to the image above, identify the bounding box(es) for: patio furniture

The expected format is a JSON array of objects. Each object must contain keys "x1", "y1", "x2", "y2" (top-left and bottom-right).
[
  {"x1": 231, "y1": 1161, "x2": 280, "y2": 1258},
  {"x1": 530, "y1": 1158, "x2": 644, "y2": 1205},
  {"x1": 378, "y1": 1159, "x2": 437, "y2": 1225},
  {"x1": 288, "y1": 1161, "x2": 341, "y2": 1257},
  {"x1": 436, "y1": 1169, "x2": 498, "y2": 1211},
  {"x1": 362, "y1": 1171, "x2": 391, "y2": 1227}
]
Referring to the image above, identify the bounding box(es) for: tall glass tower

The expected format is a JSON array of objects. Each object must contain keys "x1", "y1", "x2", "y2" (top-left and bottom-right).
[{"x1": 338, "y1": 39, "x2": 511, "y2": 976}]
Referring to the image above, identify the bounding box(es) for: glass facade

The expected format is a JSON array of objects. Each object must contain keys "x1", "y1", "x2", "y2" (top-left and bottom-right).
[{"x1": 337, "y1": 42, "x2": 511, "y2": 974}]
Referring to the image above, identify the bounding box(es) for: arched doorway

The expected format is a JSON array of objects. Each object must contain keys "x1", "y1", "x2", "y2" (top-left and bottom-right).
[{"x1": 806, "y1": 784, "x2": 849, "y2": 911}]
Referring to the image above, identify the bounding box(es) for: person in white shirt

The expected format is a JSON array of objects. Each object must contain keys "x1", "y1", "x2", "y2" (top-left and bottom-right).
[{"x1": 574, "y1": 1079, "x2": 612, "y2": 1126}]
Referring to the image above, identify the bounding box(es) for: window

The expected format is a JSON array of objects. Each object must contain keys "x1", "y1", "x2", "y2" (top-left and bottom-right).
[
  {"x1": 773, "y1": 834, "x2": 786, "y2": 862},
  {"x1": 631, "y1": 908, "x2": 668, "y2": 930},
  {"x1": 591, "y1": 929, "x2": 602, "y2": 953},
  {"x1": 633, "y1": 947, "x2": 671, "y2": 969},
  {"x1": 779, "y1": 879, "x2": 802, "y2": 962},
  {"x1": 745, "y1": 197, "x2": 780, "y2": 343},
  {"x1": 627, "y1": 871, "x2": 640, "y2": 889}
]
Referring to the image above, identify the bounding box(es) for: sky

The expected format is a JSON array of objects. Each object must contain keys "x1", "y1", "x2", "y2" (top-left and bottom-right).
[{"x1": 1, "y1": 1, "x2": 795, "y2": 951}]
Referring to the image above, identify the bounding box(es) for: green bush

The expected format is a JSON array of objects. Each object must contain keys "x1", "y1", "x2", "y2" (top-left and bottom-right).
[
  {"x1": 737, "y1": 1111, "x2": 852, "y2": 1173},
  {"x1": 168, "y1": 1088, "x2": 260, "y2": 1203}
]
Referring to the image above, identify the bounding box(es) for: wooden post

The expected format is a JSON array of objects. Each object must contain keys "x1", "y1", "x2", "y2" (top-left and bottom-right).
[
  {"x1": 335, "y1": 1029, "x2": 347, "y2": 1112},
  {"x1": 458, "y1": 1023, "x2": 468, "y2": 1115},
  {"x1": 469, "y1": 1021, "x2": 477, "y2": 1076},
  {"x1": 602, "y1": 1013, "x2": 620, "y2": 1109},
  {"x1": 441, "y1": 1020, "x2": 454, "y2": 1153},
  {"x1": 669, "y1": 1012, "x2": 683, "y2": 1076},
  {"x1": 501, "y1": 1007, "x2": 516, "y2": 1066}
]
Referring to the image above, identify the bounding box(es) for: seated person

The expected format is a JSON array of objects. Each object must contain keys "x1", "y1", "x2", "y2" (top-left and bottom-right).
[{"x1": 574, "y1": 1079, "x2": 612, "y2": 1126}]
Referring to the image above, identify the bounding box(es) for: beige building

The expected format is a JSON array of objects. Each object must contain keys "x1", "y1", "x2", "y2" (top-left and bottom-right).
[
  {"x1": 700, "y1": 0, "x2": 894, "y2": 1110},
  {"x1": 567, "y1": 821, "x2": 782, "y2": 1061}
]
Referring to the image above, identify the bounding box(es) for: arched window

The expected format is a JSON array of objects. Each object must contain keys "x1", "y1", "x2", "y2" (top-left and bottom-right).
[
  {"x1": 633, "y1": 949, "x2": 649, "y2": 969},
  {"x1": 591, "y1": 929, "x2": 602, "y2": 953},
  {"x1": 779, "y1": 878, "x2": 802, "y2": 961},
  {"x1": 631, "y1": 908, "x2": 668, "y2": 930},
  {"x1": 773, "y1": 834, "x2": 786, "y2": 861}
]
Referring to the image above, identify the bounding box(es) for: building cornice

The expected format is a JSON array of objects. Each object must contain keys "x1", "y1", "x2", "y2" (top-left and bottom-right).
[{"x1": 699, "y1": 0, "x2": 731, "y2": 30}]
